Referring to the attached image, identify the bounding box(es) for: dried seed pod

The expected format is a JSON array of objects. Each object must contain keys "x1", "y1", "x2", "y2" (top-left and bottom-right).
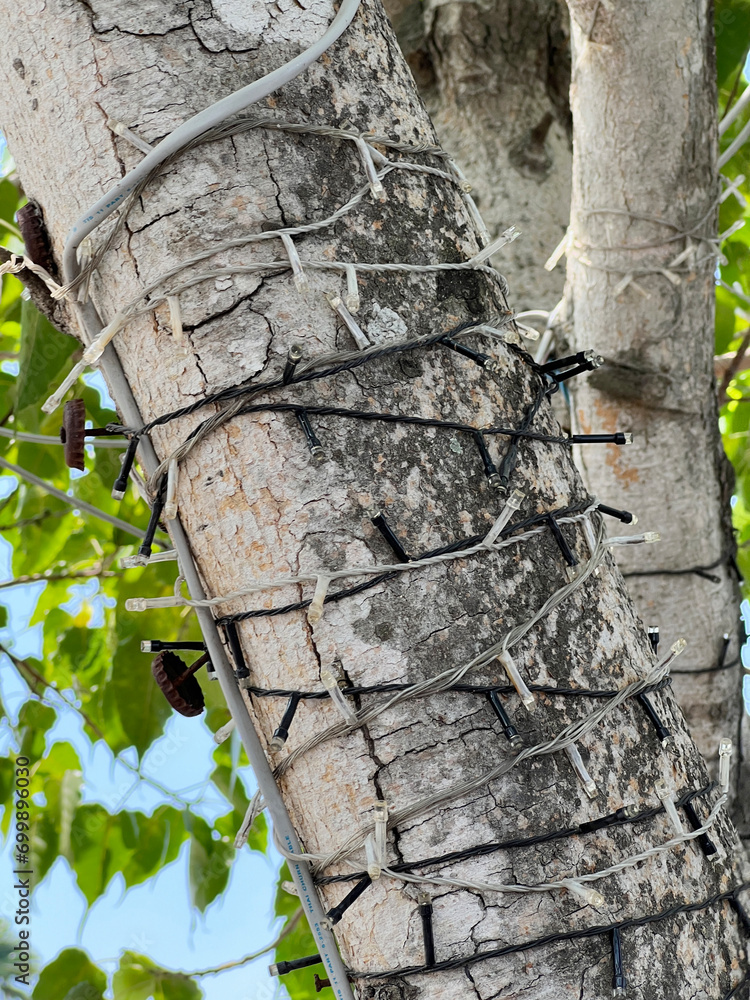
[
  {"x1": 60, "y1": 398, "x2": 86, "y2": 471},
  {"x1": 151, "y1": 650, "x2": 205, "y2": 717},
  {"x1": 16, "y1": 200, "x2": 57, "y2": 276}
]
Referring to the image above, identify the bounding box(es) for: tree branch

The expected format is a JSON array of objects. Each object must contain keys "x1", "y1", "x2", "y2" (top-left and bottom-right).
[
  {"x1": 1, "y1": 643, "x2": 106, "y2": 741},
  {"x1": 191, "y1": 909, "x2": 303, "y2": 977}
]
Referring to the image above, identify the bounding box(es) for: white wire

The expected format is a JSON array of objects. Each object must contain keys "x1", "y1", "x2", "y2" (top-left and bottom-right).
[
  {"x1": 61, "y1": 0, "x2": 364, "y2": 283},
  {"x1": 125, "y1": 509, "x2": 597, "y2": 612},
  {"x1": 719, "y1": 85, "x2": 750, "y2": 137},
  {"x1": 719, "y1": 115, "x2": 750, "y2": 169}
]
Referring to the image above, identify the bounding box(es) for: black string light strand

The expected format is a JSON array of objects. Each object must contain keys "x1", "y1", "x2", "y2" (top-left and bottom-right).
[
  {"x1": 345, "y1": 883, "x2": 750, "y2": 981},
  {"x1": 314, "y1": 782, "x2": 714, "y2": 887},
  {"x1": 611, "y1": 927, "x2": 627, "y2": 998},
  {"x1": 128, "y1": 337, "x2": 635, "y2": 509},
  {"x1": 419, "y1": 893, "x2": 436, "y2": 967},
  {"x1": 212, "y1": 498, "x2": 594, "y2": 626}
]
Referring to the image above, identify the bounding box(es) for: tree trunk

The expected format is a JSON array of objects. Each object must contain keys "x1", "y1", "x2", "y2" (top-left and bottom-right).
[
  {"x1": 560, "y1": 0, "x2": 746, "y2": 810},
  {"x1": 2, "y1": 1, "x2": 748, "y2": 996},
  {"x1": 384, "y1": 0, "x2": 572, "y2": 313}
]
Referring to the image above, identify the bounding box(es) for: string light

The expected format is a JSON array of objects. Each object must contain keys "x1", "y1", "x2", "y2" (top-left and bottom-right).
[
  {"x1": 611, "y1": 927, "x2": 627, "y2": 998},
  {"x1": 483, "y1": 489, "x2": 525, "y2": 546},
  {"x1": 637, "y1": 692, "x2": 672, "y2": 747},
  {"x1": 497, "y1": 650, "x2": 536, "y2": 712},
  {"x1": 326, "y1": 291, "x2": 369, "y2": 349},
  {"x1": 418, "y1": 893, "x2": 436, "y2": 967},
  {"x1": 564, "y1": 743, "x2": 598, "y2": 799},
  {"x1": 164, "y1": 458, "x2": 179, "y2": 520},
  {"x1": 283, "y1": 344, "x2": 303, "y2": 384},
  {"x1": 280, "y1": 233, "x2": 310, "y2": 293},
  {"x1": 326, "y1": 875, "x2": 372, "y2": 925},
  {"x1": 370, "y1": 512, "x2": 409, "y2": 563},
  {"x1": 135, "y1": 487, "x2": 166, "y2": 564},
  {"x1": 487, "y1": 690, "x2": 523, "y2": 752},
  {"x1": 307, "y1": 576, "x2": 332, "y2": 625},
  {"x1": 269, "y1": 695, "x2": 302, "y2": 753},
  {"x1": 121, "y1": 548, "x2": 177, "y2": 568},
  {"x1": 213, "y1": 718, "x2": 236, "y2": 745},
  {"x1": 719, "y1": 739, "x2": 733, "y2": 794},
  {"x1": 321, "y1": 668, "x2": 358, "y2": 725},
  {"x1": 112, "y1": 436, "x2": 139, "y2": 501},
  {"x1": 363, "y1": 801, "x2": 388, "y2": 880},
  {"x1": 654, "y1": 779, "x2": 685, "y2": 835},
  {"x1": 296, "y1": 410, "x2": 326, "y2": 463}
]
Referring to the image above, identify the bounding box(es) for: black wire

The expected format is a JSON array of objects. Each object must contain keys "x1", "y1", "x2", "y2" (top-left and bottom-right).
[
  {"x1": 227, "y1": 399, "x2": 581, "y2": 446},
  {"x1": 246, "y1": 676, "x2": 672, "y2": 704},
  {"x1": 347, "y1": 881, "x2": 750, "y2": 980},
  {"x1": 496, "y1": 382, "x2": 548, "y2": 492},
  {"x1": 622, "y1": 552, "x2": 731, "y2": 586},
  {"x1": 671, "y1": 656, "x2": 740, "y2": 677},
  {"x1": 724, "y1": 969, "x2": 750, "y2": 1000},
  {"x1": 137, "y1": 319, "x2": 519, "y2": 437},
  {"x1": 314, "y1": 781, "x2": 711, "y2": 886},
  {"x1": 215, "y1": 497, "x2": 591, "y2": 625}
]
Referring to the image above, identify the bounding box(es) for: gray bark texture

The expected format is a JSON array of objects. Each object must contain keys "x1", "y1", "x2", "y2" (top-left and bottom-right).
[
  {"x1": 2, "y1": 0, "x2": 749, "y2": 997},
  {"x1": 560, "y1": 0, "x2": 746, "y2": 813},
  {"x1": 384, "y1": 0, "x2": 572, "y2": 311}
]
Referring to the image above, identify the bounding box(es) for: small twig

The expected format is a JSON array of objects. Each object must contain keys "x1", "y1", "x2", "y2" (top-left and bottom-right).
[
  {"x1": 191, "y1": 909, "x2": 304, "y2": 977},
  {"x1": 1, "y1": 643, "x2": 106, "y2": 741},
  {"x1": 0, "y1": 509, "x2": 67, "y2": 531},
  {"x1": 0, "y1": 455, "x2": 147, "y2": 539},
  {"x1": 718, "y1": 327, "x2": 750, "y2": 405},
  {"x1": 0, "y1": 565, "x2": 123, "y2": 591},
  {"x1": 0, "y1": 245, "x2": 60, "y2": 328}
]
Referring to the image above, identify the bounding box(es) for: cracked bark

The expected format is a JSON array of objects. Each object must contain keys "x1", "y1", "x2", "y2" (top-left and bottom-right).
[
  {"x1": 1, "y1": 0, "x2": 748, "y2": 997},
  {"x1": 383, "y1": 0, "x2": 572, "y2": 311},
  {"x1": 560, "y1": 0, "x2": 747, "y2": 817}
]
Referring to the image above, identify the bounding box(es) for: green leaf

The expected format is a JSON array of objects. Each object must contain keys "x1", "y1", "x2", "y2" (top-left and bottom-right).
[
  {"x1": 112, "y1": 952, "x2": 202, "y2": 1000},
  {"x1": 32, "y1": 949, "x2": 106, "y2": 1000},
  {"x1": 0, "y1": 179, "x2": 21, "y2": 229},
  {"x1": 119, "y1": 807, "x2": 189, "y2": 889},
  {"x1": 16, "y1": 700, "x2": 56, "y2": 762},
  {"x1": 26, "y1": 742, "x2": 82, "y2": 880},
  {"x1": 187, "y1": 815, "x2": 233, "y2": 913},
  {"x1": 16, "y1": 299, "x2": 78, "y2": 415},
  {"x1": 716, "y1": 0, "x2": 750, "y2": 89}
]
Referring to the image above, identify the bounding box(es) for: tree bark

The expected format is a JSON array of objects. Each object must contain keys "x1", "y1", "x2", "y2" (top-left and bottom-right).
[
  {"x1": 384, "y1": 0, "x2": 572, "y2": 313},
  {"x1": 561, "y1": 0, "x2": 746, "y2": 811},
  {"x1": 1, "y1": 0, "x2": 748, "y2": 996}
]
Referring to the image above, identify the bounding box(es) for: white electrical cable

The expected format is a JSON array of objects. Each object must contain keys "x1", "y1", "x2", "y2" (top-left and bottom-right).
[
  {"x1": 719, "y1": 115, "x2": 750, "y2": 170},
  {"x1": 719, "y1": 86, "x2": 750, "y2": 137},
  {"x1": 61, "y1": 0, "x2": 364, "y2": 284}
]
